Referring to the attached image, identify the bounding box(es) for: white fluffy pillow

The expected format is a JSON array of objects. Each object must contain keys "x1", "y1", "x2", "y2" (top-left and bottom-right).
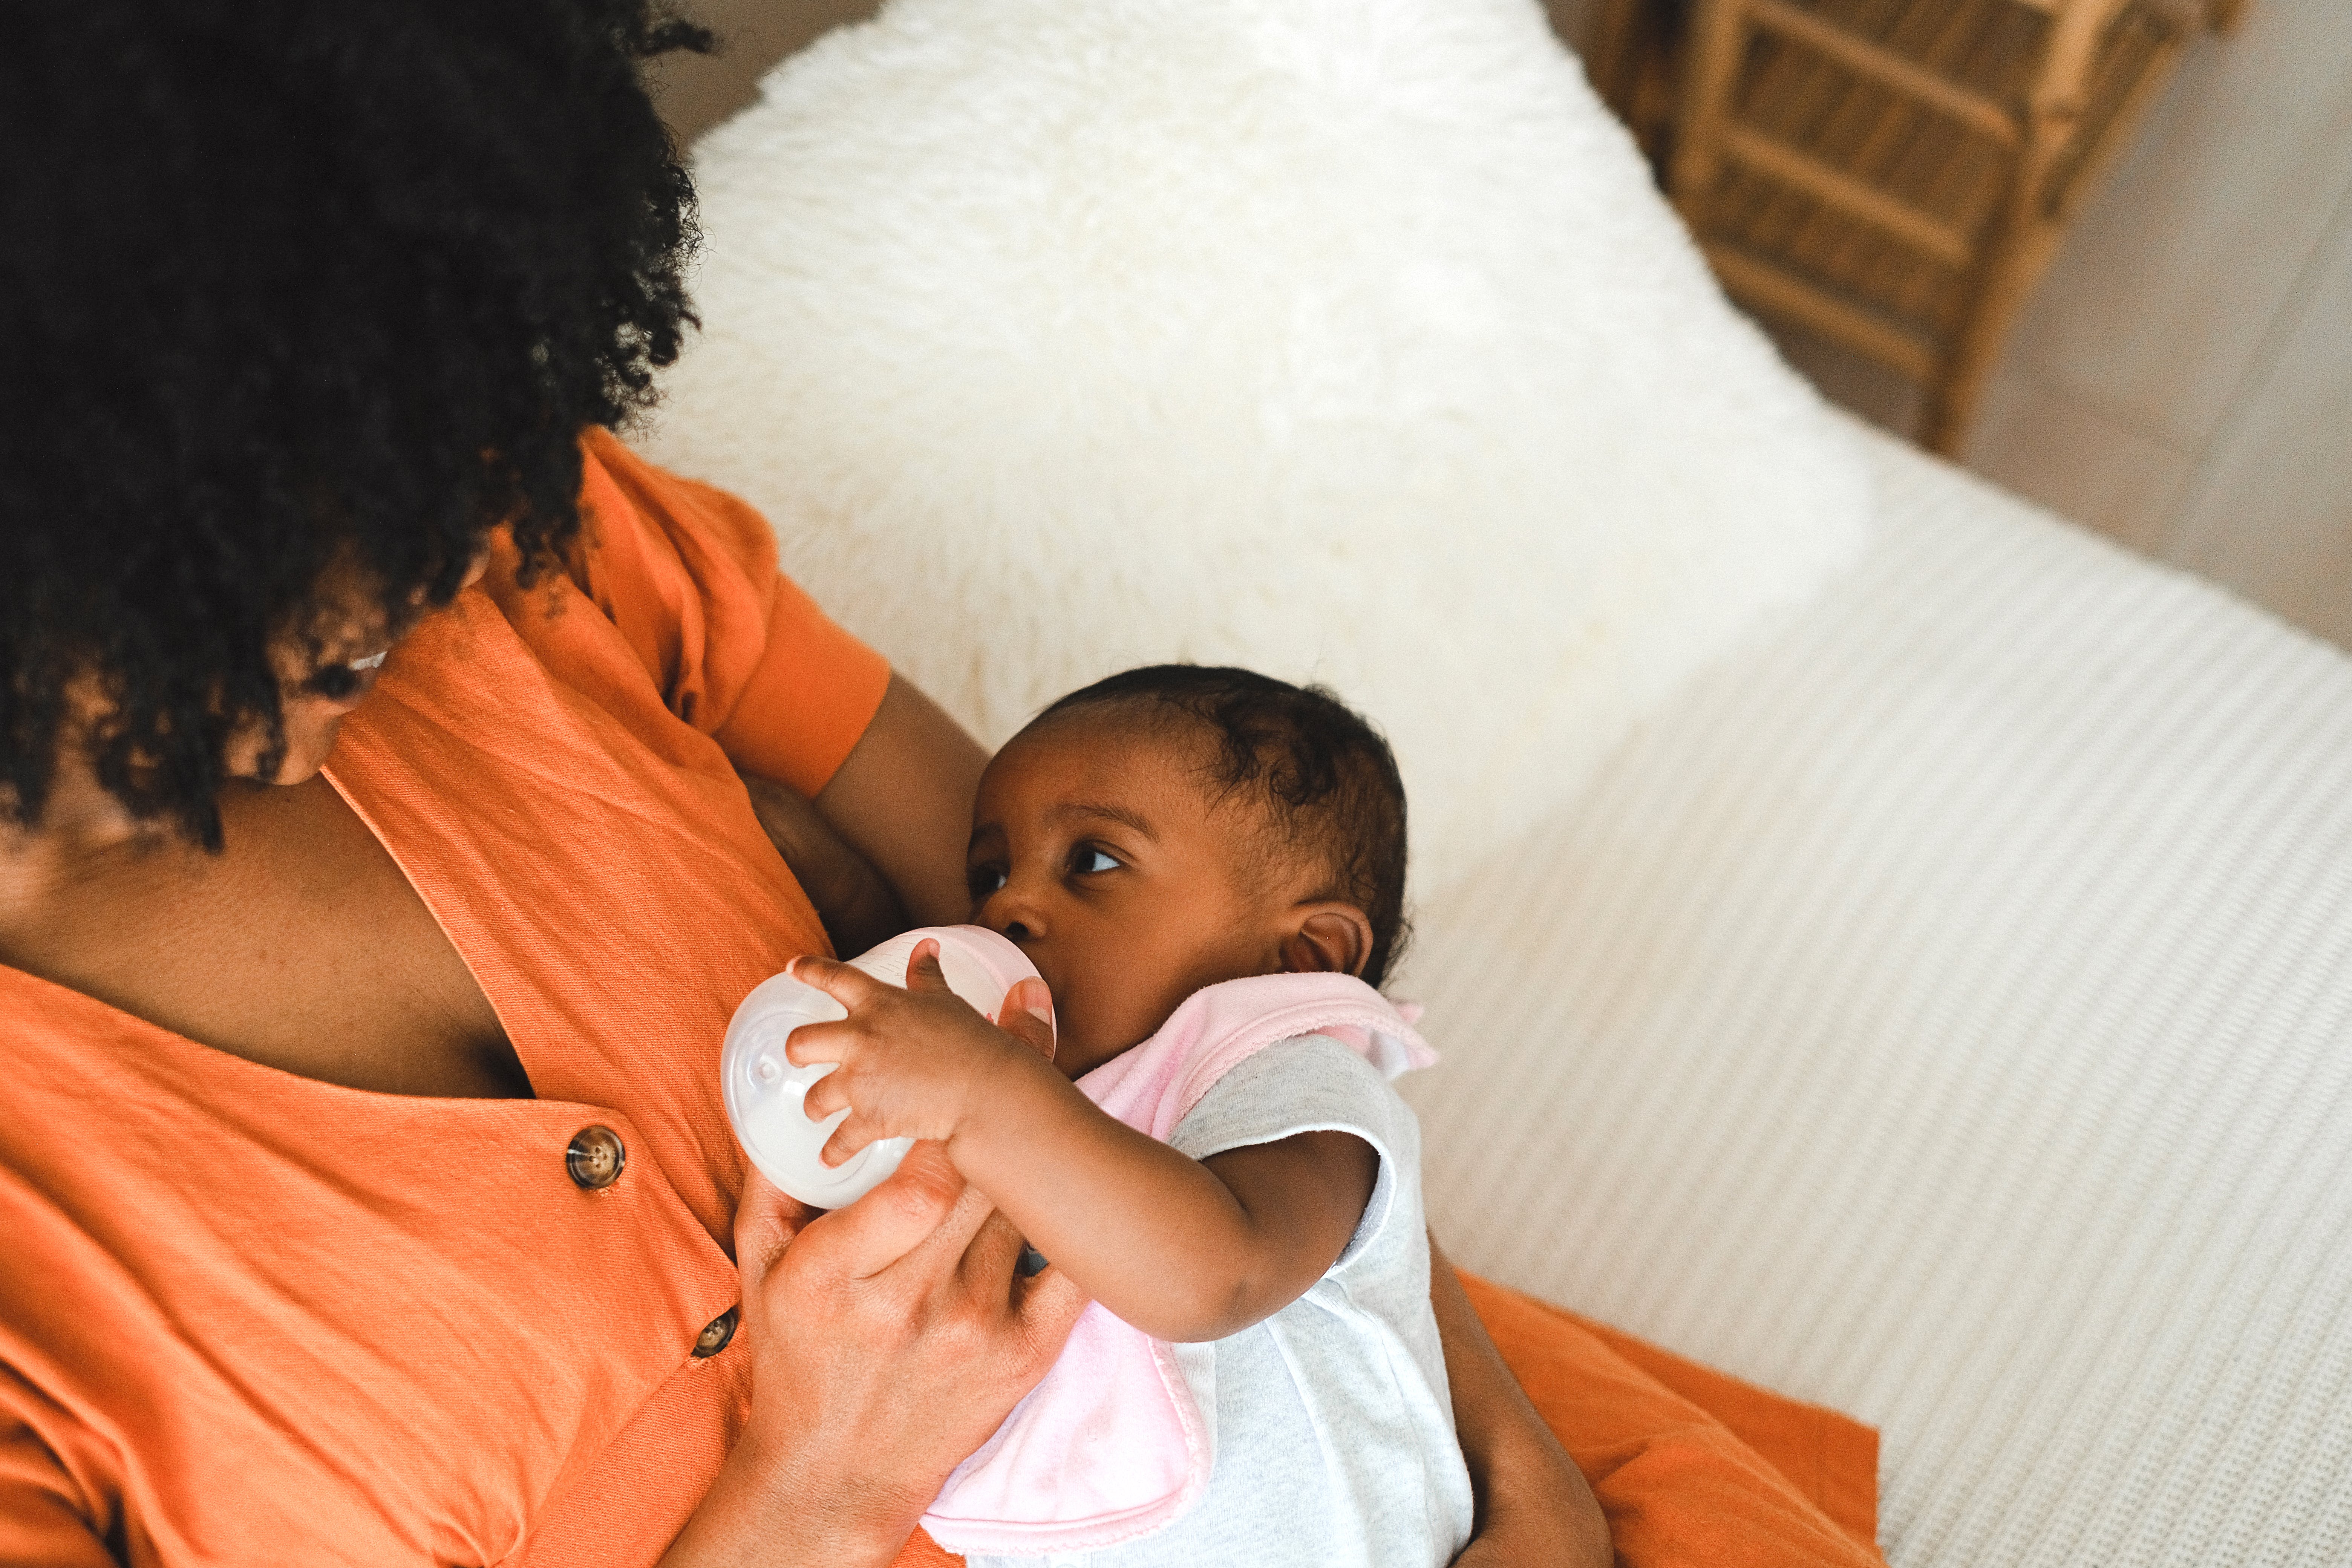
[{"x1": 640, "y1": 0, "x2": 1870, "y2": 894}]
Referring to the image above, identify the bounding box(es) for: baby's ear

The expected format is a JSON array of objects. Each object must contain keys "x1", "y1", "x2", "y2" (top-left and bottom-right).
[{"x1": 1281, "y1": 906, "x2": 1374, "y2": 978}]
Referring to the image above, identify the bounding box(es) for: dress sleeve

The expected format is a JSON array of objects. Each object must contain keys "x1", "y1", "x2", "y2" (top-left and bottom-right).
[
  {"x1": 499, "y1": 427, "x2": 893, "y2": 798},
  {"x1": 0, "y1": 1377, "x2": 116, "y2": 1568}
]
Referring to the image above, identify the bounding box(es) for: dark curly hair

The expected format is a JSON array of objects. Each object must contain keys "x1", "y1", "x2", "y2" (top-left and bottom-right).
[
  {"x1": 1, "y1": 0, "x2": 710, "y2": 847},
  {"x1": 1037, "y1": 666, "x2": 1412, "y2": 988}
]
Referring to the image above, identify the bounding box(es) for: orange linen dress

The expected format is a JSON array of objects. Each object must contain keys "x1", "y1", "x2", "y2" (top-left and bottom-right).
[{"x1": 0, "y1": 431, "x2": 1882, "y2": 1568}]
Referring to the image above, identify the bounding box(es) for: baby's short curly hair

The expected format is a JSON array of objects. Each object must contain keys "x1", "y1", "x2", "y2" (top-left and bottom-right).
[
  {"x1": 1037, "y1": 666, "x2": 1412, "y2": 988},
  {"x1": 2, "y1": 0, "x2": 709, "y2": 847}
]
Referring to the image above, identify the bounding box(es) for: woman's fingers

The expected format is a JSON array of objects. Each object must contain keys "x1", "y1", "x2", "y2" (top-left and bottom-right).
[
  {"x1": 1009, "y1": 1243, "x2": 1086, "y2": 1356},
  {"x1": 797, "y1": 1141, "x2": 969, "y2": 1280},
  {"x1": 954, "y1": 1206, "x2": 1083, "y2": 1379},
  {"x1": 902, "y1": 1169, "x2": 1077, "y2": 1365},
  {"x1": 994, "y1": 976, "x2": 1057, "y2": 1062},
  {"x1": 882, "y1": 1143, "x2": 1000, "y2": 1270},
  {"x1": 953, "y1": 1199, "x2": 1034, "y2": 1289},
  {"x1": 733, "y1": 1169, "x2": 813, "y2": 1290}
]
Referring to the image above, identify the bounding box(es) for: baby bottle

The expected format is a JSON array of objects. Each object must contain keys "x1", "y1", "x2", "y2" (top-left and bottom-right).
[{"x1": 721, "y1": 925, "x2": 1040, "y2": 1208}]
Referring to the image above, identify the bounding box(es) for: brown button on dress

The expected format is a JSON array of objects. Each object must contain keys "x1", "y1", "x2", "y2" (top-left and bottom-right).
[
  {"x1": 567, "y1": 1125, "x2": 627, "y2": 1190},
  {"x1": 692, "y1": 1308, "x2": 740, "y2": 1359}
]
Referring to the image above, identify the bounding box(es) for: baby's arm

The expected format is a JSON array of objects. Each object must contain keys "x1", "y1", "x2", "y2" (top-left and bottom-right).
[
  {"x1": 786, "y1": 946, "x2": 1378, "y2": 1343},
  {"x1": 968, "y1": 1084, "x2": 1378, "y2": 1343}
]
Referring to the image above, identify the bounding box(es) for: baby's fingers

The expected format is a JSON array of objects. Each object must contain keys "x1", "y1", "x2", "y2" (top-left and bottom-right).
[
  {"x1": 820, "y1": 1110, "x2": 883, "y2": 1168},
  {"x1": 801, "y1": 1062, "x2": 852, "y2": 1122},
  {"x1": 902, "y1": 939, "x2": 949, "y2": 994},
  {"x1": 782, "y1": 1017, "x2": 857, "y2": 1069},
  {"x1": 788, "y1": 953, "x2": 894, "y2": 1012}
]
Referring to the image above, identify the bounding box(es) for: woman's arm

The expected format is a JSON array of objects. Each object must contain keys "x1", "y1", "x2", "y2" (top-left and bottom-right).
[
  {"x1": 1427, "y1": 1235, "x2": 1613, "y2": 1567},
  {"x1": 811, "y1": 674, "x2": 989, "y2": 929},
  {"x1": 739, "y1": 770, "x2": 908, "y2": 957},
  {"x1": 736, "y1": 674, "x2": 982, "y2": 955},
  {"x1": 662, "y1": 1136, "x2": 1085, "y2": 1566}
]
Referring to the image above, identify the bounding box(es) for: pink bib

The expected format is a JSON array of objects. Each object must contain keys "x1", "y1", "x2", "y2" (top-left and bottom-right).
[{"x1": 919, "y1": 972, "x2": 1436, "y2": 1556}]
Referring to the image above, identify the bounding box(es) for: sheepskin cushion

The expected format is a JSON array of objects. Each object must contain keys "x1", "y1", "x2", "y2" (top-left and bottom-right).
[{"x1": 640, "y1": 0, "x2": 1870, "y2": 893}]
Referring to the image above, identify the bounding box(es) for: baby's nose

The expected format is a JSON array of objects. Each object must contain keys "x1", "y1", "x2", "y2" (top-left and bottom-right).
[{"x1": 975, "y1": 892, "x2": 1037, "y2": 943}]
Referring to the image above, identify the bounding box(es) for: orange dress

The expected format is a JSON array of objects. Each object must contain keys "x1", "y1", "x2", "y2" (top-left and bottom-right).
[{"x1": 0, "y1": 431, "x2": 1881, "y2": 1568}]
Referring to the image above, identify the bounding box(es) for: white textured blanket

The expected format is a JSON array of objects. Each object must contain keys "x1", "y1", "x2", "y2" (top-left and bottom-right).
[{"x1": 1403, "y1": 424, "x2": 2352, "y2": 1568}]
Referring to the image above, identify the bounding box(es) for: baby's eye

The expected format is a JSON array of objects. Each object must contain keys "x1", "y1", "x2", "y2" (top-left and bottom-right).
[
  {"x1": 1072, "y1": 847, "x2": 1121, "y2": 875},
  {"x1": 968, "y1": 864, "x2": 1008, "y2": 897}
]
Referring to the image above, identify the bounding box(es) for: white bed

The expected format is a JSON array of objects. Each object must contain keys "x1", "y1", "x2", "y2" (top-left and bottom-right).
[
  {"x1": 1401, "y1": 424, "x2": 2352, "y2": 1566},
  {"x1": 645, "y1": 1, "x2": 2352, "y2": 1560}
]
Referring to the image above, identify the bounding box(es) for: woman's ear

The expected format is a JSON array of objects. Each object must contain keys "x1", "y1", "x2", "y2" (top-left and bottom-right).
[{"x1": 1280, "y1": 905, "x2": 1375, "y2": 978}]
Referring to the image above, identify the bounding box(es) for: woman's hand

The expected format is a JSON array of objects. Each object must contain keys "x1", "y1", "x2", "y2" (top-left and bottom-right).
[
  {"x1": 786, "y1": 940, "x2": 1060, "y2": 1164},
  {"x1": 661, "y1": 1149, "x2": 1085, "y2": 1568}
]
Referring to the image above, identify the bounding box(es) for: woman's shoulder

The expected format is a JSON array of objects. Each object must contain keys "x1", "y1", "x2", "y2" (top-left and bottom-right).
[{"x1": 461, "y1": 429, "x2": 889, "y2": 798}]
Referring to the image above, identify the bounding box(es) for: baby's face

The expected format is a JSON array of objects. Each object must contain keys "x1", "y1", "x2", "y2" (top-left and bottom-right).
[{"x1": 967, "y1": 713, "x2": 1302, "y2": 1078}]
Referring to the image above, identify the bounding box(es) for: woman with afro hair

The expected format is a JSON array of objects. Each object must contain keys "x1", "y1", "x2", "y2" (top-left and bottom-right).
[{"x1": 0, "y1": 3, "x2": 1606, "y2": 1565}]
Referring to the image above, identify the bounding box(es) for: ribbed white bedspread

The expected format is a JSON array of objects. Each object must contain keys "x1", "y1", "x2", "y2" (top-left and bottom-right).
[{"x1": 1402, "y1": 425, "x2": 2352, "y2": 1567}]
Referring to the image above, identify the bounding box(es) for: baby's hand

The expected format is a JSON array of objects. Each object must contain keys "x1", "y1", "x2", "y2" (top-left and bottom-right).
[{"x1": 786, "y1": 940, "x2": 1058, "y2": 1168}]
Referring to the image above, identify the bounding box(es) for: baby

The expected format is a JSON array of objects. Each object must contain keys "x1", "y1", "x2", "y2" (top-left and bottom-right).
[{"x1": 787, "y1": 665, "x2": 1473, "y2": 1567}]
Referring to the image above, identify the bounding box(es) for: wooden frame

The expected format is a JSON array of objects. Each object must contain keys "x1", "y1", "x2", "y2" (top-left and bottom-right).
[{"x1": 1589, "y1": 0, "x2": 2243, "y2": 455}]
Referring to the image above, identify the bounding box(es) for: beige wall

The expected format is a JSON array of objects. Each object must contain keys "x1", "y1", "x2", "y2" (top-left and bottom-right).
[{"x1": 657, "y1": 0, "x2": 2352, "y2": 649}]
